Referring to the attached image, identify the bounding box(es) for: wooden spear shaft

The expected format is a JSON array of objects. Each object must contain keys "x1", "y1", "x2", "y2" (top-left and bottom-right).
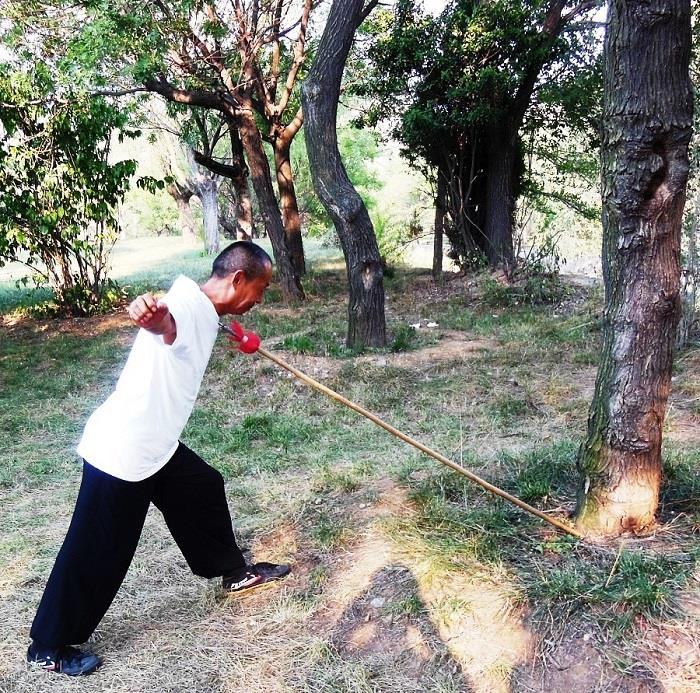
[{"x1": 249, "y1": 344, "x2": 583, "y2": 540}]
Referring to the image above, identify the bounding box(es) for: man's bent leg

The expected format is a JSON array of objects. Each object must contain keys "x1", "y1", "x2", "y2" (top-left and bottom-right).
[
  {"x1": 30, "y1": 462, "x2": 152, "y2": 648},
  {"x1": 152, "y1": 443, "x2": 246, "y2": 578}
]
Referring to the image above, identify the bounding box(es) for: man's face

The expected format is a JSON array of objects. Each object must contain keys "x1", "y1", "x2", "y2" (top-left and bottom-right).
[{"x1": 228, "y1": 263, "x2": 272, "y2": 315}]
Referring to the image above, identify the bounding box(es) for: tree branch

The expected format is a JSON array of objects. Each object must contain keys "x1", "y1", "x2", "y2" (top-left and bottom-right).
[
  {"x1": 562, "y1": 0, "x2": 604, "y2": 25},
  {"x1": 192, "y1": 149, "x2": 246, "y2": 180},
  {"x1": 359, "y1": 0, "x2": 382, "y2": 25},
  {"x1": 143, "y1": 78, "x2": 237, "y2": 118},
  {"x1": 276, "y1": 0, "x2": 312, "y2": 117}
]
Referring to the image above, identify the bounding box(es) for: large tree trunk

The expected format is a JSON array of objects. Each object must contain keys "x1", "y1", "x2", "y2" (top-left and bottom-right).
[
  {"x1": 302, "y1": 0, "x2": 386, "y2": 348},
  {"x1": 575, "y1": 0, "x2": 693, "y2": 536},
  {"x1": 274, "y1": 138, "x2": 306, "y2": 276},
  {"x1": 194, "y1": 174, "x2": 220, "y2": 255},
  {"x1": 433, "y1": 173, "x2": 447, "y2": 281},
  {"x1": 483, "y1": 128, "x2": 517, "y2": 268},
  {"x1": 239, "y1": 110, "x2": 305, "y2": 302},
  {"x1": 175, "y1": 196, "x2": 197, "y2": 241}
]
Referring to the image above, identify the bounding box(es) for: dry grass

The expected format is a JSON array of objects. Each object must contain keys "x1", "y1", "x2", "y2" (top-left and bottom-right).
[{"x1": 1, "y1": 239, "x2": 699, "y2": 692}]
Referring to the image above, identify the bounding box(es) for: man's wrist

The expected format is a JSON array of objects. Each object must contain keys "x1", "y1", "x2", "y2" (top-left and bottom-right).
[{"x1": 161, "y1": 315, "x2": 177, "y2": 345}]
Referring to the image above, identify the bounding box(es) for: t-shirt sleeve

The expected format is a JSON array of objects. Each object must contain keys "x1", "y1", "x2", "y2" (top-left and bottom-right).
[{"x1": 154, "y1": 278, "x2": 195, "y2": 353}]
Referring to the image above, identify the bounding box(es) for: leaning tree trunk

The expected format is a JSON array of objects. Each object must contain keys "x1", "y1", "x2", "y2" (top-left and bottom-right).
[
  {"x1": 239, "y1": 110, "x2": 305, "y2": 302},
  {"x1": 274, "y1": 138, "x2": 306, "y2": 276},
  {"x1": 302, "y1": 0, "x2": 386, "y2": 348},
  {"x1": 575, "y1": 0, "x2": 693, "y2": 536}
]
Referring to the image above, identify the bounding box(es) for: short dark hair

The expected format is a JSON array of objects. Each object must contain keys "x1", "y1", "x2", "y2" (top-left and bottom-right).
[{"x1": 211, "y1": 241, "x2": 272, "y2": 280}]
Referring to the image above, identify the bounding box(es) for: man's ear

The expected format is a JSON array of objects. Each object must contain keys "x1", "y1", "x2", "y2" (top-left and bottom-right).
[{"x1": 231, "y1": 269, "x2": 246, "y2": 288}]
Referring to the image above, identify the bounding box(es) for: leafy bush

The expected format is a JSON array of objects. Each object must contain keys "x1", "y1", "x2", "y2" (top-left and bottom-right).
[
  {"x1": 389, "y1": 323, "x2": 417, "y2": 352},
  {"x1": 0, "y1": 63, "x2": 162, "y2": 316}
]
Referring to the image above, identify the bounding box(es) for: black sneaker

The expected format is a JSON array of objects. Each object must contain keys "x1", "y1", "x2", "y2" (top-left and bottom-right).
[
  {"x1": 222, "y1": 562, "x2": 291, "y2": 594},
  {"x1": 27, "y1": 643, "x2": 102, "y2": 676}
]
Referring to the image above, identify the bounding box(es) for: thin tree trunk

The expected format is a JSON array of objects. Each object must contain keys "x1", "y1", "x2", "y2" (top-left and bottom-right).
[
  {"x1": 274, "y1": 138, "x2": 306, "y2": 275},
  {"x1": 433, "y1": 173, "x2": 446, "y2": 281},
  {"x1": 575, "y1": 0, "x2": 693, "y2": 536},
  {"x1": 302, "y1": 0, "x2": 386, "y2": 348},
  {"x1": 239, "y1": 110, "x2": 305, "y2": 302}
]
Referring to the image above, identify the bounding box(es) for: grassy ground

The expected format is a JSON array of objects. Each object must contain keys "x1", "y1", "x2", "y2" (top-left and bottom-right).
[{"x1": 0, "y1": 238, "x2": 698, "y2": 693}]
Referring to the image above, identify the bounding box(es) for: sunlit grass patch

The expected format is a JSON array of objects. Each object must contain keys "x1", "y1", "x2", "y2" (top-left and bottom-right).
[
  {"x1": 185, "y1": 408, "x2": 319, "y2": 477},
  {"x1": 487, "y1": 394, "x2": 532, "y2": 426},
  {"x1": 314, "y1": 465, "x2": 362, "y2": 494},
  {"x1": 526, "y1": 544, "x2": 695, "y2": 638},
  {"x1": 0, "y1": 325, "x2": 129, "y2": 488},
  {"x1": 0, "y1": 282, "x2": 54, "y2": 316},
  {"x1": 280, "y1": 329, "x2": 353, "y2": 357}
]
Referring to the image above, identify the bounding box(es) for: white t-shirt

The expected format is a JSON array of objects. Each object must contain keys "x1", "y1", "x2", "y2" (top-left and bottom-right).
[{"x1": 77, "y1": 276, "x2": 220, "y2": 481}]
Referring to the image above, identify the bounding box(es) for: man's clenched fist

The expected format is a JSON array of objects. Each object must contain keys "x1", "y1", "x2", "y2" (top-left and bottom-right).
[{"x1": 127, "y1": 293, "x2": 177, "y2": 345}]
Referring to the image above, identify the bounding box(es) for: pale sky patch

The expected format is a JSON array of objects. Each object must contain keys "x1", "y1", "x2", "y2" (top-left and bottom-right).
[{"x1": 422, "y1": 0, "x2": 448, "y2": 15}]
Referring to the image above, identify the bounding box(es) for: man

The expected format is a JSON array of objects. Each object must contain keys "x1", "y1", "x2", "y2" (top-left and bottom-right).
[{"x1": 27, "y1": 241, "x2": 289, "y2": 676}]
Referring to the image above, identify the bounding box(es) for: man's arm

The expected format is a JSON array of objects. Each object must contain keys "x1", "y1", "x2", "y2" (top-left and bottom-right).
[{"x1": 127, "y1": 293, "x2": 177, "y2": 345}]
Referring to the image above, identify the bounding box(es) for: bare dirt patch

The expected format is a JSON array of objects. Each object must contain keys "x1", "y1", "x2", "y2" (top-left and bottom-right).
[
  {"x1": 262, "y1": 330, "x2": 495, "y2": 384},
  {"x1": 1, "y1": 309, "x2": 132, "y2": 342}
]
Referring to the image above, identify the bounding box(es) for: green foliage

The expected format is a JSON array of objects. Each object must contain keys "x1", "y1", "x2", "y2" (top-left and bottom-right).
[
  {"x1": 358, "y1": 0, "x2": 602, "y2": 268},
  {"x1": 481, "y1": 273, "x2": 569, "y2": 308},
  {"x1": 123, "y1": 185, "x2": 182, "y2": 238},
  {"x1": 370, "y1": 211, "x2": 408, "y2": 263},
  {"x1": 0, "y1": 63, "x2": 138, "y2": 315},
  {"x1": 389, "y1": 323, "x2": 417, "y2": 352}
]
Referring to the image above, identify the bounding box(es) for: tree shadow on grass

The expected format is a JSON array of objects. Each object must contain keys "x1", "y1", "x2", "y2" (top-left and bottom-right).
[{"x1": 307, "y1": 564, "x2": 476, "y2": 692}]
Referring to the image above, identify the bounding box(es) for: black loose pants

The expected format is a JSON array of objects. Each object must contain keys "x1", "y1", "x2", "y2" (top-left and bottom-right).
[{"x1": 30, "y1": 443, "x2": 246, "y2": 648}]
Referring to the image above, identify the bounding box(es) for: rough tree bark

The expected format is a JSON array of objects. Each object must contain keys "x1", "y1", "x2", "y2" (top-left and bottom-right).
[
  {"x1": 229, "y1": 126, "x2": 255, "y2": 239},
  {"x1": 302, "y1": 0, "x2": 386, "y2": 348},
  {"x1": 575, "y1": 0, "x2": 693, "y2": 536},
  {"x1": 274, "y1": 124, "x2": 306, "y2": 275},
  {"x1": 483, "y1": 127, "x2": 518, "y2": 267}
]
